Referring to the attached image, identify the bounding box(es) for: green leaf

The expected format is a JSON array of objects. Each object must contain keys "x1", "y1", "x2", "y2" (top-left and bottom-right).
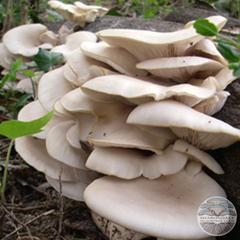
[
  {"x1": 0, "y1": 111, "x2": 53, "y2": 139},
  {"x1": 107, "y1": 8, "x2": 122, "y2": 16},
  {"x1": 193, "y1": 19, "x2": 219, "y2": 37},
  {"x1": 229, "y1": 62, "x2": 240, "y2": 77},
  {"x1": 33, "y1": 49, "x2": 63, "y2": 72},
  {"x1": 217, "y1": 41, "x2": 240, "y2": 63},
  {"x1": 21, "y1": 69, "x2": 35, "y2": 78},
  {"x1": 0, "y1": 59, "x2": 23, "y2": 89}
]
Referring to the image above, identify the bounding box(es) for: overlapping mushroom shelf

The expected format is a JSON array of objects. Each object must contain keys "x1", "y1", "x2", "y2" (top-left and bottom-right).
[{"x1": 2, "y1": 15, "x2": 239, "y2": 240}]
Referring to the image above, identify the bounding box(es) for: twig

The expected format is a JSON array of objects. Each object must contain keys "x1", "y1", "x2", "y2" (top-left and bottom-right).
[
  {"x1": 1, "y1": 204, "x2": 33, "y2": 239},
  {"x1": 57, "y1": 168, "x2": 64, "y2": 239},
  {"x1": 1, "y1": 139, "x2": 14, "y2": 202},
  {"x1": 2, "y1": 209, "x2": 55, "y2": 240},
  {"x1": 6, "y1": 204, "x2": 53, "y2": 212}
]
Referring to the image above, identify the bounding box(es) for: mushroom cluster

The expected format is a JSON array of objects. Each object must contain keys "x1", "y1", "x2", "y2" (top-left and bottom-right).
[
  {"x1": 0, "y1": 23, "x2": 59, "y2": 93},
  {"x1": 48, "y1": 0, "x2": 108, "y2": 27},
  {"x1": 8, "y1": 15, "x2": 240, "y2": 239}
]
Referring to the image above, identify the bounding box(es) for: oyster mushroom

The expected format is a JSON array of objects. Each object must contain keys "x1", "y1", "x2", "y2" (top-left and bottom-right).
[
  {"x1": 81, "y1": 74, "x2": 216, "y2": 105},
  {"x1": 64, "y1": 49, "x2": 106, "y2": 86},
  {"x1": 86, "y1": 146, "x2": 188, "y2": 179},
  {"x1": 84, "y1": 169, "x2": 226, "y2": 239},
  {"x1": 46, "y1": 120, "x2": 87, "y2": 169},
  {"x1": 97, "y1": 16, "x2": 227, "y2": 61},
  {"x1": 186, "y1": 39, "x2": 227, "y2": 65},
  {"x1": 51, "y1": 31, "x2": 97, "y2": 58},
  {"x1": 46, "y1": 170, "x2": 99, "y2": 201},
  {"x1": 48, "y1": 0, "x2": 108, "y2": 27},
  {"x1": 38, "y1": 66, "x2": 73, "y2": 111},
  {"x1": 92, "y1": 212, "x2": 215, "y2": 240},
  {"x1": 136, "y1": 56, "x2": 224, "y2": 82},
  {"x1": 214, "y1": 67, "x2": 238, "y2": 91},
  {"x1": 193, "y1": 91, "x2": 230, "y2": 115},
  {"x1": 17, "y1": 100, "x2": 66, "y2": 139},
  {"x1": 127, "y1": 100, "x2": 240, "y2": 149},
  {"x1": 61, "y1": 88, "x2": 176, "y2": 151},
  {"x1": 15, "y1": 136, "x2": 85, "y2": 181},
  {"x1": 0, "y1": 42, "x2": 15, "y2": 69},
  {"x1": 3, "y1": 24, "x2": 56, "y2": 57},
  {"x1": 173, "y1": 140, "x2": 224, "y2": 174},
  {"x1": 81, "y1": 41, "x2": 146, "y2": 76}
]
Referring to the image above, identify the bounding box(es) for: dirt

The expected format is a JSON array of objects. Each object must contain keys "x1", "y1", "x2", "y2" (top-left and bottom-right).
[{"x1": 1, "y1": 5, "x2": 240, "y2": 240}]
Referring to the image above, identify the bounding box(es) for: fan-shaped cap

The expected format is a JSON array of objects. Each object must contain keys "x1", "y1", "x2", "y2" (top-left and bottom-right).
[
  {"x1": 46, "y1": 177, "x2": 95, "y2": 201},
  {"x1": 214, "y1": 67, "x2": 237, "y2": 91},
  {"x1": 127, "y1": 100, "x2": 240, "y2": 149},
  {"x1": 49, "y1": 0, "x2": 108, "y2": 27},
  {"x1": 65, "y1": 49, "x2": 103, "y2": 85},
  {"x1": 84, "y1": 169, "x2": 226, "y2": 239},
  {"x1": 61, "y1": 88, "x2": 176, "y2": 150},
  {"x1": 3, "y1": 24, "x2": 53, "y2": 57},
  {"x1": 81, "y1": 41, "x2": 146, "y2": 76},
  {"x1": 173, "y1": 140, "x2": 224, "y2": 174},
  {"x1": 46, "y1": 120, "x2": 87, "y2": 169},
  {"x1": 39, "y1": 30, "x2": 59, "y2": 46},
  {"x1": 82, "y1": 74, "x2": 216, "y2": 105},
  {"x1": 193, "y1": 91, "x2": 230, "y2": 115},
  {"x1": 51, "y1": 31, "x2": 97, "y2": 58},
  {"x1": 97, "y1": 16, "x2": 227, "y2": 61},
  {"x1": 0, "y1": 43, "x2": 15, "y2": 69},
  {"x1": 187, "y1": 39, "x2": 227, "y2": 65},
  {"x1": 15, "y1": 136, "x2": 84, "y2": 181},
  {"x1": 74, "y1": 1, "x2": 108, "y2": 15},
  {"x1": 38, "y1": 66, "x2": 73, "y2": 111},
  {"x1": 86, "y1": 146, "x2": 188, "y2": 179},
  {"x1": 136, "y1": 56, "x2": 224, "y2": 82}
]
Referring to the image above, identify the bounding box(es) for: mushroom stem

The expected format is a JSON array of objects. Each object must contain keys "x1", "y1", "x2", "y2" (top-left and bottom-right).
[{"x1": 91, "y1": 212, "x2": 148, "y2": 240}]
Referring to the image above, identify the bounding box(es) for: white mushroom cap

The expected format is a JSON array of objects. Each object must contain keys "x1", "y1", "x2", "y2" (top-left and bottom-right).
[
  {"x1": 215, "y1": 67, "x2": 237, "y2": 91},
  {"x1": 86, "y1": 146, "x2": 188, "y2": 179},
  {"x1": 173, "y1": 140, "x2": 224, "y2": 174},
  {"x1": 186, "y1": 39, "x2": 227, "y2": 65},
  {"x1": 16, "y1": 78, "x2": 35, "y2": 94},
  {"x1": 136, "y1": 56, "x2": 224, "y2": 82},
  {"x1": 61, "y1": 88, "x2": 176, "y2": 150},
  {"x1": 81, "y1": 41, "x2": 146, "y2": 76},
  {"x1": 15, "y1": 136, "x2": 85, "y2": 181},
  {"x1": 65, "y1": 49, "x2": 104, "y2": 85},
  {"x1": 97, "y1": 16, "x2": 227, "y2": 61},
  {"x1": 46, "y1": 120, "x2": 87, "y2": 169},
  {"x1": 49, "y1": 1, "x2": 108, "y2": 27},
  {"x1": 46, "y1": 169, "x2": 99, "y2": 201},
  {"x1": 84, "y1": 169, "x2": 226, "y2": 239},
  {"x1": 82, "y1": 74, "x2": 216, "y2": 105},
  {"x1": 127, "y1": 100, "x2": 240, "y2": 149},
  {"x1": 38, "y1": 66, "x2": 73, "y2": 111},
  {"x1": 3, "y1": 24, "x2": 52, "y2": 57},
  {"x1": 193, "y1": 91, "x2": 230, "y2": 115},
  {"x1": 17, "y1": 100, "x2": 69, "y2": 140},
  {"x1": 74, "y1": 1, "x2": 108, "y2": 15},
  {"x1": 0, "y1": 43, "x2": 15, "y2": 69},
  {"x1": 39, "y1": 30, "x2": 59, "y2": 46},
  {"x1": 48, "y1": 0, "x2": 76, "y2": 21},
  {"x1": 63, "y1": 63, "x2": 78, "y2": 86},
  {"x1": 51, "y1": 31, "x2": 97, "y2": 58}
]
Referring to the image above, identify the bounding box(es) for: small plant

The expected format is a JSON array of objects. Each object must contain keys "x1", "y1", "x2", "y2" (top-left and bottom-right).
[
  {"x1": 0, "y1": 111, "x2": 53, "y2": 202},
  {"x1": 194, "y1": 18, "x2": 240, "y2": 76}
]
